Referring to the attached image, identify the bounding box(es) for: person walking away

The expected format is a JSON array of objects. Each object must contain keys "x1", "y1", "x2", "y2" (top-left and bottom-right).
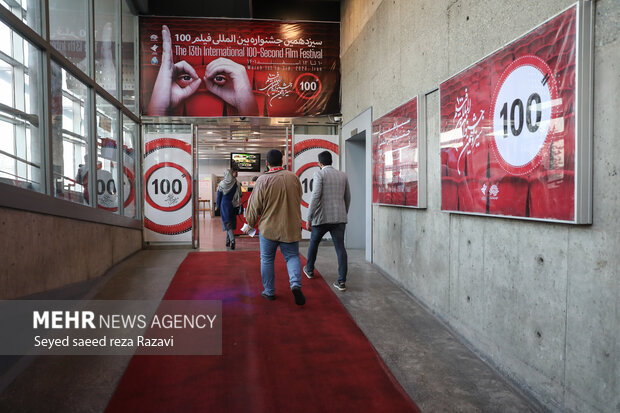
[
  {"x1": 215, "y1": 165, "x2": 242, "y2": 250},
  {"x1": 303, "y1": 151, "x2": 351, "y2": 291},
  {"x1": 245, "y1": 149, "x2": 305, "y2": 305}
]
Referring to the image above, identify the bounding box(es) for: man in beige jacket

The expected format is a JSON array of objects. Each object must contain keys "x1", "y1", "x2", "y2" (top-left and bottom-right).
[{"x1": 245, "y1": 149, "x2": 305, "y2": 305}]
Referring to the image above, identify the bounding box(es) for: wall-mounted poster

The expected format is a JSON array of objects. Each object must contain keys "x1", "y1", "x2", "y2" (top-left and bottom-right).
[
  {"x1": 293, "y1": 133, "x2": 339, "y2": 239},
  {"x1": 140, "y1": 17, "x2": 340, "y2": 118},
  {"x1": 372, "y1": 97, "x2": 421, "y2": 207},
  {"x1": 440, "y1": 4, "x2": 592, "y2": 223}
]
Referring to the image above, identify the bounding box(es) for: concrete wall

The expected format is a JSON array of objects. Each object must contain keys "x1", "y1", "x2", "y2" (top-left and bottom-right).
[
  {"x1": 0, "y1": 207, "x2": 142, "y2": 299},
  {"x1": 341, "y1": 1, "x2": 619, "y2": 412}
]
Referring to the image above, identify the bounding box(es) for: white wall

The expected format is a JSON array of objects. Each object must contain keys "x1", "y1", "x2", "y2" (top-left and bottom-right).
[{"x1": 341, "y1": 1, "x2": 619, "y2": 412}]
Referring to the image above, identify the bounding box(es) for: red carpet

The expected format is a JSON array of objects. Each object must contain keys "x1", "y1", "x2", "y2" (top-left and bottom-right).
[{"x1": 105, "y1": 251, "x2": 420, "y2": 413}]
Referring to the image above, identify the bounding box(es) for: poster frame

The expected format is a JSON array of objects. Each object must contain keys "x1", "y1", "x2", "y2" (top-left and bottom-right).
[
  {"x1": 438, "y1": 1, "x2": 593, "y2": 224},
  {"x1": 372, "y1": 94, "x2": 426, "y2": 209},
  {"x1": 142, "y1": 125, "x2": 195, "y2": 245},
  {"x1": 138, "y1": 16, "x2": 341, "y2": 119}
]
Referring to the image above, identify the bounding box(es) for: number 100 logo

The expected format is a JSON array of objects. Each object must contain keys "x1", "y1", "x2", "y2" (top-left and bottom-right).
[
  {"x1": 491, "y1": 55, "x2": 560, "y2": 175},
  {"x1": 145, "y1": 162, "x2": 192, "y2": 212}
]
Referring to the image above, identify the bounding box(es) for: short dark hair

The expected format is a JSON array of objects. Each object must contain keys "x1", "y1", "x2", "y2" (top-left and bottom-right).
[
  {"x1": 318, "y1": 151, "x2": 332, "y2": 166},
  {"x1": 230, "y1": 161, "x2": 240, "y2": 171},
  {"x1": 266, "y1": 149, "x2": 283, "y2": 166}
]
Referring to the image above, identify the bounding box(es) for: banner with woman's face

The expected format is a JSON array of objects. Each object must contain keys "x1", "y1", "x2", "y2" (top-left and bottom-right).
[{"x1": 140, "y1": 17, "x2": 341, "y2": 118}]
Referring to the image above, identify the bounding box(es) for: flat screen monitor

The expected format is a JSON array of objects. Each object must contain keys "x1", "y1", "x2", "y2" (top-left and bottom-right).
[{"x1": 231, "y1": 153, "x2": 261, "y2": 172}]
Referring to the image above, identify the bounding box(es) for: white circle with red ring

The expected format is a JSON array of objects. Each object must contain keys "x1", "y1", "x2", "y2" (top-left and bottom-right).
[
  {"x1": 145, "y1": 162, "x2": 192, "y2": 212},
  {"x1": 96, "y1": 169, "x2": 118, "y2": 210},
  {"x1": 491, "y1": 55, "x2": 559, "y2": 175},
  {"x1": 294, "y1": 73, "x2": 322, "y2": 100},
  {"x1": 122, "y1": 166, "x2": 135, "y2": 208}
]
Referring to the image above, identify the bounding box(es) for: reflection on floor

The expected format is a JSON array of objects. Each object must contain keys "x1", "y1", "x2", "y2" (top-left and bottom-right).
[{"x1": 198, "y1": 213, "x2": 260, "y2": 251}]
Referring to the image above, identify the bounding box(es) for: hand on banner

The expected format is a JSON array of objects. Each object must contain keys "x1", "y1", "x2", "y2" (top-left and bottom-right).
[
  {"x1": 204, "y1": 58, "x2": 259, "y2": 116},
  {"x1": 147, "y1": 25, "x2": 202, "y2": 116}
]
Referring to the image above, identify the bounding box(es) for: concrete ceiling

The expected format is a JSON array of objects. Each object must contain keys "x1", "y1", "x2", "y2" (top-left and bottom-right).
[
  {"x1": 196, "y1": 123, "x2": 289, "y2": 161},
  {"x1": 130, "y1": 0, "x2": 340, "y2": 22}
]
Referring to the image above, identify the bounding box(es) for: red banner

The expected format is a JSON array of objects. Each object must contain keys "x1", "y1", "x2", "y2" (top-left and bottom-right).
[
  {"x1": 372, "y1": 97, "x2": 419, "y2": 207},
  {"x1": 440, "y1": 6, "x2": 577, "y2": 221},
  {"x1": 140, "y1": 17, "x2": 340, "y2": 117}
]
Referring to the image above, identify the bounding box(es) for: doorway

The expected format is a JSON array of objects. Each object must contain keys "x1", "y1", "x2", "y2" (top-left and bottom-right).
[
  {"x1": 342, "y1": 108, "x2": 373, "y2": 261},
  {"x1": 195, "y1": 120, "x2": 290, "y2": 251},
  {"x1": 345, "y1": 132, "x2": 366, "y2": 249}
]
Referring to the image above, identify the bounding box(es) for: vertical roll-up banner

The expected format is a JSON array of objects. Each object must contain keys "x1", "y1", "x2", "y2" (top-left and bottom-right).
[
  {"x1": 439, "y1": 4, "x2": 590, "y2": 223},
  {"x1": 293, "y1": 134, "x2": 339, "y2": 239},
  {"x1": 143, "y1": 132, "x2": 194, "y2": 243}
]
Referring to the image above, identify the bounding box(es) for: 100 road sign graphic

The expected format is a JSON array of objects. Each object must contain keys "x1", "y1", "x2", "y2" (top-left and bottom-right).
[{"x1": 145, "y1": 162, "x2": 192, "y2": 212}]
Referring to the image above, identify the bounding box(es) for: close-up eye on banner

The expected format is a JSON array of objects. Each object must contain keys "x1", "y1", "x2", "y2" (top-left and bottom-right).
[
  {"x1": 439, "y1": 3, "x2": 592, "y2": 223},
  {"x1": 140, "y1": 17, "x2": 340, "y2": 118}
]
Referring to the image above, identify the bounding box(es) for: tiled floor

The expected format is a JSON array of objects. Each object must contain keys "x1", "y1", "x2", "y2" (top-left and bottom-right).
[{"x1": 198, "y1": 214, "x2": 261, "y2": 251}]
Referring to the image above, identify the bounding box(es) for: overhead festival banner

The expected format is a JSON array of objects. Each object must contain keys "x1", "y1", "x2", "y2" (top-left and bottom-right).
[
  {"x1": 143, "y1": 132, "x2": 193, "y2": 243},
  {"x1": 372, "y1": 97, "x2": 420, "y2": 207},
  {"x1": 140, "y1": 17, "x2": 340, "y2": 118},
  {"x1": 440, "y1": 5, "x2": 587, "y2": 223},
  {"x1": 293, "y1": 134, "x2": 339, "y2": 239}
]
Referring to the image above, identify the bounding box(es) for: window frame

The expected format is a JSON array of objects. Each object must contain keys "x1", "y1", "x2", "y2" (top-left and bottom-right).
[{"x1": 0, "y1": 1, "x2": 141, "y2": 229}]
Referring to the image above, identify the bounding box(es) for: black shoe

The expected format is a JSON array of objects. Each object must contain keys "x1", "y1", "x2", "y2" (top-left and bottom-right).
[
  {"x1": 333, "y1": 282, "x2": 346, "y2": 291},
  {"x1": 230, "y1": 241, "x2": 235, "y2": 250},
  {"x1": 292, "y1": 287, "x2": 305, "y2": 306},
  {"x1": 261, "y1": 292, "x2": 275, "y2": 301},
  {"x1": 225, "y1": 239, "x2": 230, "y2": 247},
  {"x1": 303, "y1": 266, "x2": 314, "y2": 279}
]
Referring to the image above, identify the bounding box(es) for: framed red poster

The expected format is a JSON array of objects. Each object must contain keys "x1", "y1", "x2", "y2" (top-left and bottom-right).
[
  {"x1": 372, "y1": 97, "x2": 424, "y2": 208},
  {"x1": 140, "y1": 17, "x2": 340, "y2": 118},
  {"x1": 439, "y1": 3, "x2": 592, "y2": 223}
]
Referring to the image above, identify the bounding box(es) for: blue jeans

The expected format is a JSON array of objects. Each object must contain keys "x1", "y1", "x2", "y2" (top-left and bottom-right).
[
  {"x1": 306, "y1": 223, "x2": 348, "y2": 284},
  {"x1": 259, "y1": 234, "x2": 302, "y2": 295}
]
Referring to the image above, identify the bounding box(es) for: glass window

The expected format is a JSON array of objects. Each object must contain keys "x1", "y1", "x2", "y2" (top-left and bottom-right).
[
  {"x1": 51, "y1": 61, "x2": 90, "y2": 204},
  {"x1": 0, "y1": 22, "x2": 43, "y2": 192},
  {"x1": 0, "y1": 0, "x2": 42, "y2": 35},
  {"x1": 122, "y1": 115, "x2": 138, "y2": 218},
  {"x1": 96, "y1": 96, "x2": 120, "y2": 213},
  {"x1": 121, "y1": 0, "x2": 137, "y2": 112},
  {"x1": 95, "y1": 0, "x2": 119, "y2": 98},
  {"x1": 49, "y1": 0, "x2": 89, "y2": 74}
]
